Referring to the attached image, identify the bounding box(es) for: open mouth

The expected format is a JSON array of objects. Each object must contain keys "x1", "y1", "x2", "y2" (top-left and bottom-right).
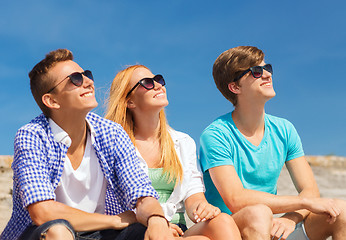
[
  {"x1": 81, "y1": 91, "x2": 93, "y2": 97},
  {"x1": 261, "y1": 82, "x2": 272, "y2": 87},
  {"x1": 154, "y1": 92, "x2": 165, "y2": 98}
]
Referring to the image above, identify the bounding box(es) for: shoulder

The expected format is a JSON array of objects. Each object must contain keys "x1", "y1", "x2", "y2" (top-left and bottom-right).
[
  {"x1": 16, "y1": 114, "x2": 50, "y2": 138},
  {"x1": 87, "y1": 112, "x2": 123, "y2": 133},
  {"x1": 265, "y1": 114, "x2": 296, "y2": 130},
  {"x1": 200, "y1": 112, "x2": 233, "y2": 141},
  {"x1": 169, "y1": 128, "x2": 195, "y2": 146}
]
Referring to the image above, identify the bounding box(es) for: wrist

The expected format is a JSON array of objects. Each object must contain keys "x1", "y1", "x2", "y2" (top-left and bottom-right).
[
  {"x1": 147, "y1": 214, "x2": 169, "y2": 227},
  {"x1": 282, "y1": 212, "x2": 304, "y2": 224}
]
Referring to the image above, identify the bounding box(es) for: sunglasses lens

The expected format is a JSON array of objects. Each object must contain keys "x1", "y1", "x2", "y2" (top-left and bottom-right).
[
  {"x1": 251, "y1": 66, "x2": 263, "y2": 78},
  {"x1": 84, "y1": 70, "x2": 94, "y2": 81},
  {"x1": 69, "y1": 73, "x2": 84, "y2": 86},
  {"x1": 264, "y1": 64, "x2": 273, "y2": 74},
  {"x1": 154, "y1": 75, "x2": 165, "y2": 86},
  {"x1": 141, "y1": 78, "x2": 155, "y2": 89}
]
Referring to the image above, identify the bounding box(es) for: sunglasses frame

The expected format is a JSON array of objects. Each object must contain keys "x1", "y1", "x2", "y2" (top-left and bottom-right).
[
  {"x1": 126, "y1": 74, "x2": 165, "y2": 97},
  {"x1": 46, "y1": 70, "x2": 93, "y2": 94},
  {"x1": 233, "y1": 64, "x2": 273, "y2": 82}
]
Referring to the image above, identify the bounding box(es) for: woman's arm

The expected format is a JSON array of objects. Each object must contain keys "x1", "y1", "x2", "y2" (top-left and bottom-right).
[{"x1": 184, "y1": 192, "x2": 221, "y2": 223}]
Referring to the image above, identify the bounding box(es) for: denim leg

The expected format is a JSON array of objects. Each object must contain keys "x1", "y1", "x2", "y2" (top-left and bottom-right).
[
  {"x1": 76, "y1": 223, "x2": 146, "y2": 240},
  {"x1": 19, "y1": 219, "x2": 75, "y2": 240}
]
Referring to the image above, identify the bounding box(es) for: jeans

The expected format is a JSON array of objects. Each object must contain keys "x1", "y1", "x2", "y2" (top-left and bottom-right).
[{"x1": 19, "y1": 219, "x2": 147, "y2": 240}]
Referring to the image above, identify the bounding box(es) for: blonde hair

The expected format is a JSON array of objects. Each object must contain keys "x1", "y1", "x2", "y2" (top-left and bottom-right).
[{"x1": 105, "y1": 65, "x2": 183, "y2": 183}]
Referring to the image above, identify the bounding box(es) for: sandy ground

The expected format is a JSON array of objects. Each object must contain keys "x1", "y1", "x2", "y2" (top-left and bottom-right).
[{"x1": 1, "y1": 155, "x2": 346, "y2": 235}]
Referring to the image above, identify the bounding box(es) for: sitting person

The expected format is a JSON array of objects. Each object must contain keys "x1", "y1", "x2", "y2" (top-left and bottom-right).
[
  {"x1": 199, "y1": 46, "x2": 346, "y2": 239},
  {"x1": 105, "y1": 65, "x2": 242, "y2": 239},
  {"x1": 0, "y1": 49, "x2": 175, "y2": 240}
]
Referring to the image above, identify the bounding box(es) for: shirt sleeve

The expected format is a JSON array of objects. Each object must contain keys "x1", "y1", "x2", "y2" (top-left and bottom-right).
[
  {"x1": 285, "y1": 121, "x2": 305, "y2": 161},
  {"x1": 183, "y1": 135, "x2": 205, "y2": 200},
  {"x1": 199, "y1": 126, "x2": 234, "y2": 173},
  {"x1": 112, "y1": 126, "x2": 159, "y2": 209},
  {"x1": 13, "y1": 127, "x2": 56, "y2": 208}
]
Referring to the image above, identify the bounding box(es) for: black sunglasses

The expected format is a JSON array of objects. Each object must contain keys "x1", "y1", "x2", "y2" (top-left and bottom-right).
[
  {"x1": 126, "y1": 74, "x2": 165, "y2": 97},
  {"x1": 46, "y1": 70, "x2": 93, "y2": 93},
  {"x1": 233, "y1": 64, "x2": 273, "y2": 82}
]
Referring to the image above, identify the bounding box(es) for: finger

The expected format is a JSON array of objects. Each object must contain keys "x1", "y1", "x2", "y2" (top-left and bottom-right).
[
  {"x1": 281, "y1": 229, "x2": 293, "y2": 240},
  {"x1": 270, "y1": 222, "x2": 280, "y2": 237},
  {"x1": 214, "y1": 207, "x2": 221, "y2": 217},
  {"x1": 326, "y1": 214, "x2": 337, "y2": 224},
  {"x1": 201, "y1": 209, "x2": 215, "y2": 221},
  {"x1": 171, "y1": 224, "x2": 184, "y2": 236},
  {"x1": 272, "y1": 226, "x2": 285, "y2": 240},
  {"x1": 194, "y1": 203, "x2": 208, "y2": 222}
]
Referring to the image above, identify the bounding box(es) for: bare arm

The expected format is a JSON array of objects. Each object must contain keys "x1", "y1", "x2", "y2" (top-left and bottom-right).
[
  {"x1": 28, "y1": 200, "x2": 136, "y2": 231},
  {"x1": 184, "y1": 192, "x2": 221, "y2": 223},
  {"x1": 209, "y1": 157, "x2": 339, "y2": 218},
  {"x1": 280, "y1": 157, "x2": 319, "y2": 223},
  {"x1": 136, "y1": 197, "x2": 174, "y2": 240}
]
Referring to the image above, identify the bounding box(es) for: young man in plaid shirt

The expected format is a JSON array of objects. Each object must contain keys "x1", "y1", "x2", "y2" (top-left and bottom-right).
[{"x1": 1, "y1": 49, "x2": 175, "y2": 240}]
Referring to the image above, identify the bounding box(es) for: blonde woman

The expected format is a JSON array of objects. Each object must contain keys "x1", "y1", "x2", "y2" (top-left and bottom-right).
[{"x1": 105, "y1": 65, "x2": 241, "y2": 240}]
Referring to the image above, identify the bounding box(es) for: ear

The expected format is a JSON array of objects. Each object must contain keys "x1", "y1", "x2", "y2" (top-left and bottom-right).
[
  {"x1": 126, "y1": 99, "x2": 136, "y2": 109},
  {"x1": 228, "y1": 82, "x2": 241, "y2": 94},
  {"x1": 42, "y1": 93, "x2": 61, "y2": 110}
]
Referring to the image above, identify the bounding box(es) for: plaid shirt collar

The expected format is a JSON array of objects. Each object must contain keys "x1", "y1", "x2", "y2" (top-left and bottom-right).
[{"x1": 48, "y1": 118, "x2": 97, "y2": 147}]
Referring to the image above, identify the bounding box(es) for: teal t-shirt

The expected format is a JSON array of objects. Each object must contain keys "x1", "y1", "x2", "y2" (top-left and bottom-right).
[{"x1": 199, "y1": 112, "x2": 304, "y2": 214}]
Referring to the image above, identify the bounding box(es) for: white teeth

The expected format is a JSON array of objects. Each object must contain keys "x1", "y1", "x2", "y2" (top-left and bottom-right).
[
  {"x1": 154, "y1": 93, "x2": 164, "y2": 98},
  {"x1": 83, "y1": 92, "x2": 93, "y2": 97}
]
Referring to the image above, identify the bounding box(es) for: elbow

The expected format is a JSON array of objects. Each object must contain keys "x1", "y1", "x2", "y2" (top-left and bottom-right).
[
  {"x1": 28, "y1": 200, "x2": 58, "y2": 226},
  {"x1": 225, "y1": 196, "x2": 246, "y2": 213}
]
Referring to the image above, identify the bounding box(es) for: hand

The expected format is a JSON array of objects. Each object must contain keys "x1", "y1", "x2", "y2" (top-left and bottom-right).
[
  {"x1": 113, "y1": 210, "x2": 137, "y2": 229},
  {"x1": 169, "y1": 223, "x2": 184, "y2": 237},
  {"x1": 193, "y1": 201, "x2": 221, "y2": 223},
  {"x1": 303, "y1": 198, "x2": 341, "y2": 223},
  {"x1": 271, "y1": 217, "x2": 296, "y2": 240},
  {"x1": 144, "y1": 216, "x2": 175, "y2": 240}
]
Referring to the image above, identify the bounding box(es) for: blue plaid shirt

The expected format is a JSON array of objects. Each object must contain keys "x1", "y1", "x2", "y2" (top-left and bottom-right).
[{"x1": 1, "y1": 112, "x2": 158, "y2": 240}]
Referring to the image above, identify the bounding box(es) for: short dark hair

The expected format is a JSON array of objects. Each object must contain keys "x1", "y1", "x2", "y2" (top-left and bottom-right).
[
  {"x1": 213, "y1": 46, "x2": 264, "y2": 106},
  {"x1": 29, "y1": 49, "x2": 73, "y2": 116}
]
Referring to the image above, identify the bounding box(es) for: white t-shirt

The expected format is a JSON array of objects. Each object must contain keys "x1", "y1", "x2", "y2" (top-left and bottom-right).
[{"x1": 50, "y1": 119, "x2": 107, "y2": 214}]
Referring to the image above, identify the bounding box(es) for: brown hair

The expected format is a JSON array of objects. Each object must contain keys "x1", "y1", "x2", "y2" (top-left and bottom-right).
[
  {"x1": 212, "y1": 46, "x2": 264, "y2": 106},
  {"x1": 29, "y1": 49, "x2": 74, "y2": 116},
  {"x1": 105, "y1": 65, "x2": 183, "y2": 183}
]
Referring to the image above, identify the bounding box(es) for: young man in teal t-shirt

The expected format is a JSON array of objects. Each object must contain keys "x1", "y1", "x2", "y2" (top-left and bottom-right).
[{"x1": 199, "y1": 46, "x2": 346, "y2": 240}]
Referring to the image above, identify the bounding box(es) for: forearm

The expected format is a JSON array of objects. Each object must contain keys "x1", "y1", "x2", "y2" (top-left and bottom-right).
[
  {"x1": 184, "y1": 193, "x2": 206, "y2": 222},
  {"x1": 281, "y1": 185, "x2": 320, "y2": 223},
  {"x1": 135, "y1": 197, "x2": 166, "y2": 226},
  {"x1": 227, "y1": 188, "x2": 317, "y2": 214},
  {"x1": 29, "y1": 200, "x2": 135, "y2": 231}
]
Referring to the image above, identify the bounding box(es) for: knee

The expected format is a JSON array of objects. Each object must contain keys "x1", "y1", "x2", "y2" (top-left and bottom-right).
[
  {"x1": 212, "y1": 212, "x2": 237, "y2": 226},
  {"x1": 334, "y1": 199, "x2": 346, "y2": 223},
  {"x1": 241, "y1": 204, "x2": 273, "y2": 227},
  {"x1": 46, "y1": 224, "x2": 74, "y2": 240}
]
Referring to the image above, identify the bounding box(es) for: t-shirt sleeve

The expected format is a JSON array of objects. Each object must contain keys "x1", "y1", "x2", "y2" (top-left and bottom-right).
[
  {"x1": 285, "y1": 121, "x2": 305, "y2": 161},
  {"x1": 199, "y1": 126, "x2": 234, "y2": 172}
]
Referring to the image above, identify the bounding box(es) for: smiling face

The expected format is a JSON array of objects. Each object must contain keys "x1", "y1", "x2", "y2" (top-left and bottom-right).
[
  {"x1": 229, "y1": 61, "x2": 276, "y2": 105},
  {"x1": 44, "y1": 60, "x2": 98, "y2": 116},
  {"x1": 127, "y1": 67, "x2": 168, "y2": 114}
]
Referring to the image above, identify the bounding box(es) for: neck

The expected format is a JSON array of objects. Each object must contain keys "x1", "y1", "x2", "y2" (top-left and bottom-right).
[
  {"x1": 50, "y1": 111, "x2": 88, "y2": 150},
  {"x1": 132, "y1": 109, "x2": 161, "y2": 141},
  {"x1": 232, "y1": 101, "x2": 265, "y2": 136}
]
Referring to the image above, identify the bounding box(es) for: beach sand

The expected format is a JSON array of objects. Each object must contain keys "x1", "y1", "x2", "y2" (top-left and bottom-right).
[{"x1": 1, "y1": 155, "x2": 346, "y2": 235}]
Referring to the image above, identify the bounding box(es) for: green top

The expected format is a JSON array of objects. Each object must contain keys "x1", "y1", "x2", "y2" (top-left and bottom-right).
[{"x1": 148, "y1": 168, "x2": 186, "y2": 225}]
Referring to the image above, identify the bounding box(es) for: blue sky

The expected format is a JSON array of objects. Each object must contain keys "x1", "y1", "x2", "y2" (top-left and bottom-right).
[{"x1": 1, "y1": 0, "x2": 346, "y2": 156}]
